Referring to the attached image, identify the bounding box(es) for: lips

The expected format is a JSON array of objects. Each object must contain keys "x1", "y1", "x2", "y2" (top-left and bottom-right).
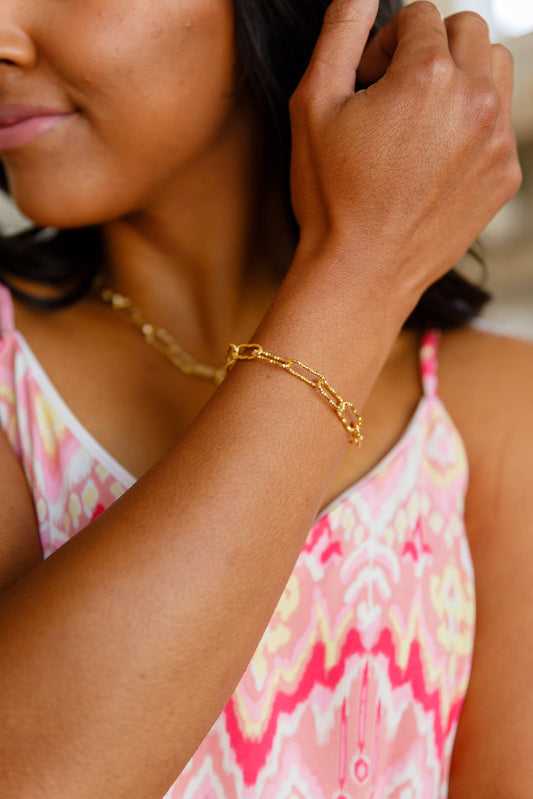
[{"x1": 0, "y1": 104, "x2": 74, "y2": 152}]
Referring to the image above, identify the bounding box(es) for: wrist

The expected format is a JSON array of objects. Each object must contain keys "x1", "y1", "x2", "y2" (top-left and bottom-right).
[
  {"x1": 252, "y1": 244, "x2": 407, "y2": 408},
  {"x1": 291, "y1": 232, "x2": 434, "y2": 326},
  {"x1": 289, "y1": 238, "x2": 414, "y2": 336}
]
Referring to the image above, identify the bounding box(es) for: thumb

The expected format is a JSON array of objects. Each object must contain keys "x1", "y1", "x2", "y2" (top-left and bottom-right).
[{"x1": 304, "y1": 0, "x2": 379, "y2": 100}]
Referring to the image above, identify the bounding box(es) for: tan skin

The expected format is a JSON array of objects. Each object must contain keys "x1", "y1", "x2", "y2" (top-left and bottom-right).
[{"x1": 0, "y1": 0, "x2": 529, "y2": 795}]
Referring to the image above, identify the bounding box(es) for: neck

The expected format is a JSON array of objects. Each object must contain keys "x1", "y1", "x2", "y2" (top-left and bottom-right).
[{"x1": 100, "y1": 110, "x2": 295, "y2": 361}]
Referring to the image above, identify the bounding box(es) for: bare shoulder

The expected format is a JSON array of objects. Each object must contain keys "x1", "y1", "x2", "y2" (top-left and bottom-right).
[
  {"x1": 439, "y1": 323, "x2": 533, "y2": 431},
  {"x1": 438, "y1": 321, "x2": 533, "y2": 557},
  {"x1": 439, "y1": 324, "x2": 533, "y2": 506},
  {"x1": 438, "y1": 325, "x2": 533, "y2": 798}
]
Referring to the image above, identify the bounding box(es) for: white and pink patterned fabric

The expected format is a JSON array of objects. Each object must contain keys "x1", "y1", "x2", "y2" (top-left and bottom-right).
[{"x1": 0, "y1": 284, "x2": 474, "y2": 798}]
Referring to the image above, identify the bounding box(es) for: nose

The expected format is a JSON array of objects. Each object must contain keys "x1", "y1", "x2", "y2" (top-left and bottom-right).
[{"x1": 0, "y1": 24, "x2": 37, "y2": 70}]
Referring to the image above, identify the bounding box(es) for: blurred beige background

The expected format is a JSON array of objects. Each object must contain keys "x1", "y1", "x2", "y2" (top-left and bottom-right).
[{"x1": 1, "y1": 1, "x2": 532, "y2": 337}]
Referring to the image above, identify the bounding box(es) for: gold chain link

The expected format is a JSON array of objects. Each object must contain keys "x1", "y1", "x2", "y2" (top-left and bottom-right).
[
  {"x1": 225, "y1": 343, "x2": 363, "y2": 446},
  {"x1": 99, "y1": 288, "x2": 226, "y2": 385}
]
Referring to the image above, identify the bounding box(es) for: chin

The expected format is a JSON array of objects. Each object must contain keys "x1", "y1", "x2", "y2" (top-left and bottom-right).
[
  {"x1": 15, "y1": 207, "x2": 93, "y2": 231},
  {"x1": 3, "y1": 159, "x2": 139, "y2": 230},
  {"x1": 7, "y1": 185, "x2": 120, "y2": 231}
]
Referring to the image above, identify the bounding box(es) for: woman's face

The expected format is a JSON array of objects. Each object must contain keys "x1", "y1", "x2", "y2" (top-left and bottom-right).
[{"x1": 0, "y1": 0, "x2": 240, "y2": 228}]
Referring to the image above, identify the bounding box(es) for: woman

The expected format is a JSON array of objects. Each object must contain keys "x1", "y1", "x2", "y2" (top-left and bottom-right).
[{"x1": 0, "y1": 0, "x2": 529, "y2": 796}]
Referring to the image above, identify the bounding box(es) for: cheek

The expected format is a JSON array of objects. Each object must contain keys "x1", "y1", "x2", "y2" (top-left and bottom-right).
[
  {"x1": 62, "y1": 1, "x2": 237, "y2": 143},
  {"x1": 6, "y1": 0, "x2": 239, "y2": 227}
]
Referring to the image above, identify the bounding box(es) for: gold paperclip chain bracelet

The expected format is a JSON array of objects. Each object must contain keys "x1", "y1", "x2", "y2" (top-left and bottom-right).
[{"x1": 225, "y1": 343, "x2": 363, "y2": 446}]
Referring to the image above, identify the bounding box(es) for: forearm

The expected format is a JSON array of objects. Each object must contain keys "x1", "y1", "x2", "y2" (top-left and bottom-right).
[{"x1": 0, "y1": 249, "x2": 403, "y2": 799}]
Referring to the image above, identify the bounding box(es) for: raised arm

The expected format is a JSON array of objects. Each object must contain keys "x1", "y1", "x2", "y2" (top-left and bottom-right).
[{"x1": 0, "y1": 2, "x2": 520, "y2": 797}]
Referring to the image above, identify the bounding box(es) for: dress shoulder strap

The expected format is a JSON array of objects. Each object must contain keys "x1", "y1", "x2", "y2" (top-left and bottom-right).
[
  {"x1": 419, "y1": 330, "x2": 440, "y2": 397},
  {"x1": 0, "y1": 284, "x2": 15, "y2": 337}
]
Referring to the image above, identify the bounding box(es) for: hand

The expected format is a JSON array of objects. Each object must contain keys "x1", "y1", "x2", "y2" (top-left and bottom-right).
[{"x1": 289, "y1": 0, "x2": 521, "y2": 315}]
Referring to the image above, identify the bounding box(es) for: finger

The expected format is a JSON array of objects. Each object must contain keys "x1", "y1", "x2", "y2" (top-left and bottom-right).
[
  {"x1": 491, "y1": 42, "x2": 514, "y2": 120},
  {"x1": 356, "y1": 13, "x2": 399, "y2": 86},
  {"x1": 357, "y1": 1, "x2": 449, "y2": 87},
  {"x1": 302, "y1": 0, "x2": 379, "y2": 99},
  {"x1": 445, "y1": 12, "x2": 492, "y2": 75}
]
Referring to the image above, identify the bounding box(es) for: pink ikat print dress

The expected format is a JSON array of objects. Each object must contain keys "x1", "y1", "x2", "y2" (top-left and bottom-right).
[{"x1": 0, "y1": 285, "x2": 474, "y2": 798}]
